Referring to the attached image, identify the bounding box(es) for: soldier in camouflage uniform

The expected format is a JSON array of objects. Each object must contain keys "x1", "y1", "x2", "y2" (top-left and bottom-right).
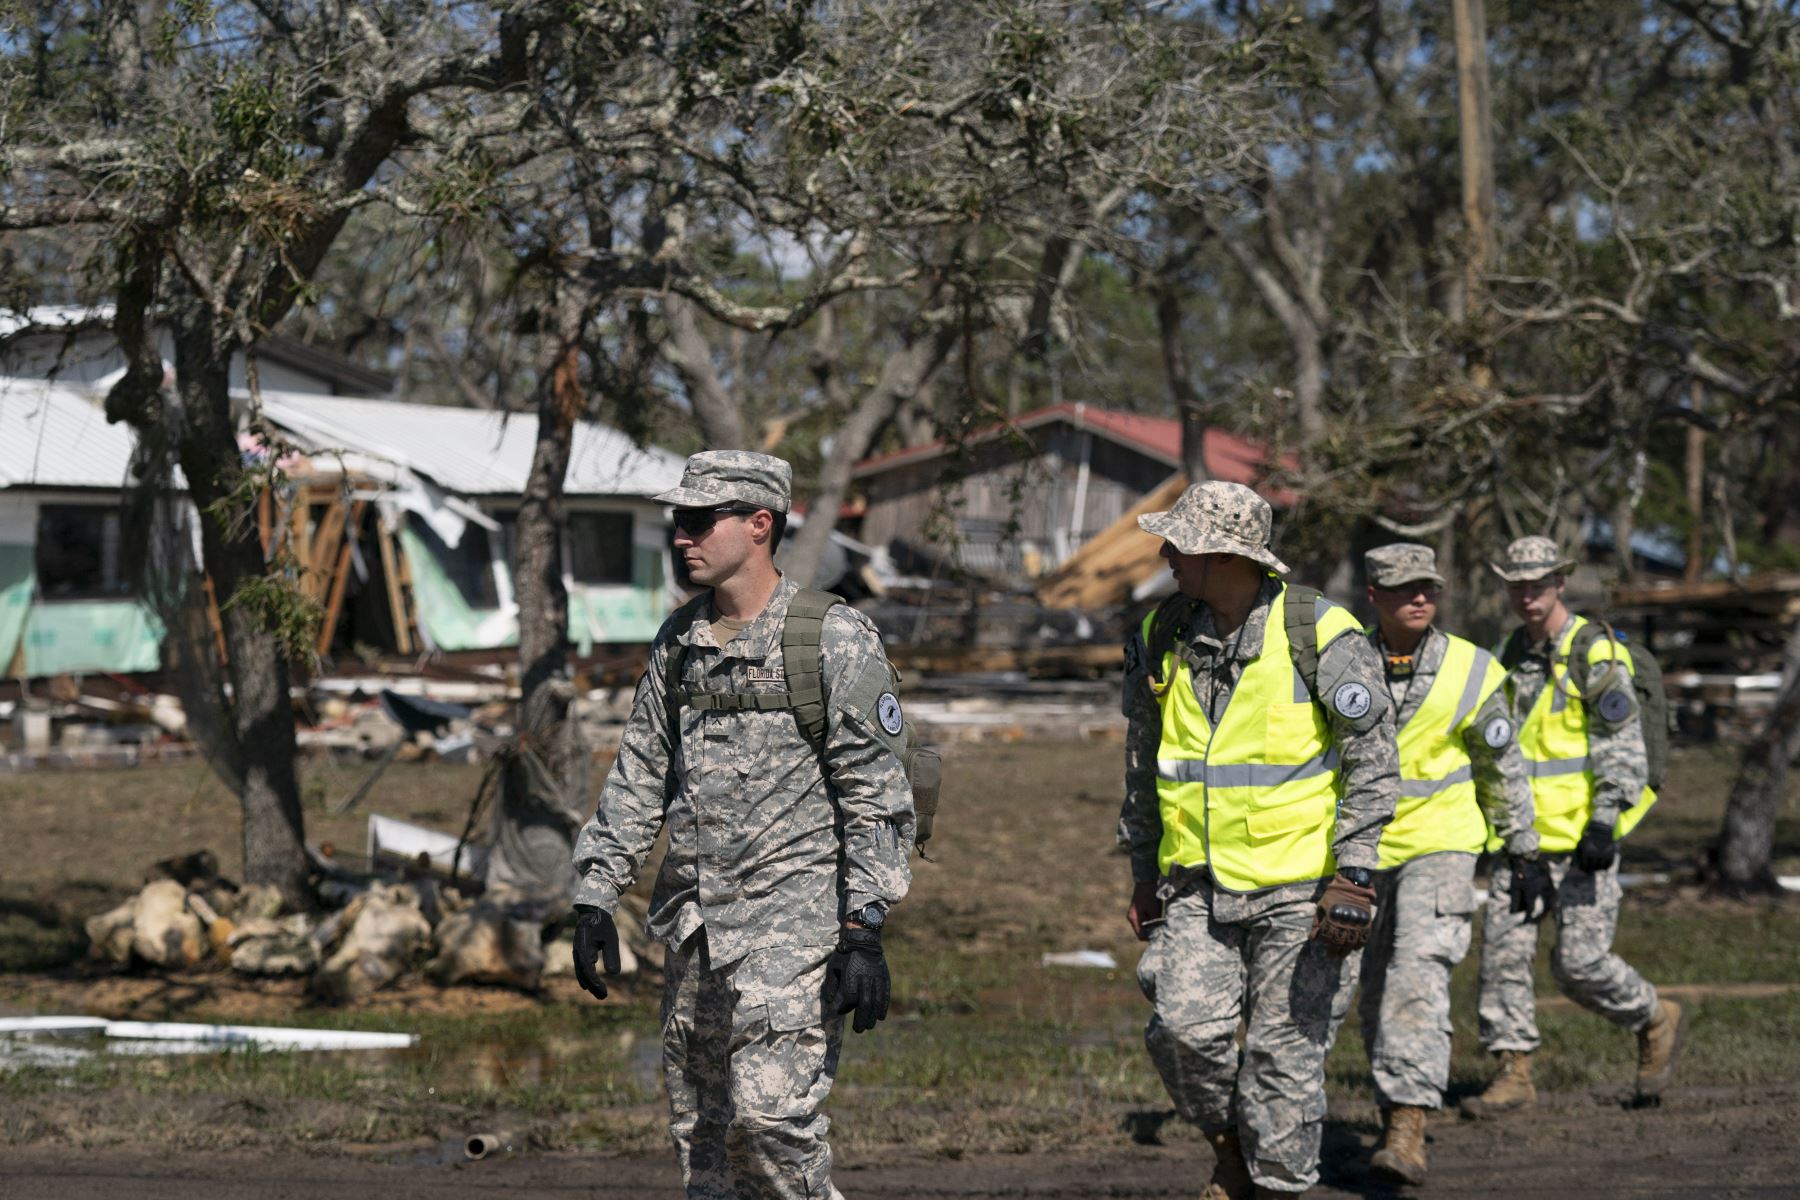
[
  {"x1": 1462, "y1": 536, "x2": 1684, "y2": 1120},
  {"x1": 1355, "y1": 543, "x2": 1540, "y2": 1185},
  {"x1": 571, "y1": 451, "x2": 915, "y2": 1200},
  {"x1": 1120, "y1": 482, "x2": 1400, "y2": 1200}
]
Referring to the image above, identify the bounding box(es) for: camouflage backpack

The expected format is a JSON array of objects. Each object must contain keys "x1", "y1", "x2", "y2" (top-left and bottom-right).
[{"x1": 663, "y1": 588, "x2": 943, "y2": 856}]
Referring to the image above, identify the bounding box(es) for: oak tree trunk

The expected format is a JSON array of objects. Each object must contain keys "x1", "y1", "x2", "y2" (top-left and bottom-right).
[
  {"x1": 1714, "y1": 617, "x2": 1800, "y2": 895},
  {"x1": 169, "y1": 308, "x2": 311, "y2": 910}
]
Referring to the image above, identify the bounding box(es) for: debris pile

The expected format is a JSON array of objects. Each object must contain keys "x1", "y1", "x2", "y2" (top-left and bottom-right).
[{"x1": 81, "y1": 847, "x2": 657, "y2": 1000}]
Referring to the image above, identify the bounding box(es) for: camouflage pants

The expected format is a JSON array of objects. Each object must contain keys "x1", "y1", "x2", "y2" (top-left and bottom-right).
[
  {"x1": 662, "y1": 931, "x2": 845, "y2": 1200},
  {"x1": 1476, "y1": 856, "x2": 1659, "y2": 1052},
  {"x1": 1358, "y1": 852, "x2": 1477, "y2": 1110},
  {"x1": 1136, "y1": 878, "x2": 1359, "y2": 1194}
]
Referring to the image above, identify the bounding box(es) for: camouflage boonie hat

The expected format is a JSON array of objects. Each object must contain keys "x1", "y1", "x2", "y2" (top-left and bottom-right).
[
  {"x1": 654, "y1": 450, "x2": 792, "y2": 514},
  {"x1": 1489, "y1": 535, "x2": 1575, "y2": 582},
  {"x1": 1366, "y1": 542, "x2": 1446, "y2": 588},
  {"x1": 1138, "y1": 481, "x2": 1289, "y2": 575}
]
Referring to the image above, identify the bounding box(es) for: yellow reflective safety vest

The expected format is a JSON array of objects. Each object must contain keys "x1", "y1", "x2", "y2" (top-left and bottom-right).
[
  {"x1": 1144, "y1": 586, "x2": 1364, "y2": 891},
  {"x1": 1377, "y1": 632, "x2": 1505, "y2": 869},
  {"x1": 1512, "y1": 614, "x2": 1657, "y2": 854}
]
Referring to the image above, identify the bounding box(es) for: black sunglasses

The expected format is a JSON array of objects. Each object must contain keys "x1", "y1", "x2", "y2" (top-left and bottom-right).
[{"x1": 671, "y1": 505, "x2": 762, "y2": 536}]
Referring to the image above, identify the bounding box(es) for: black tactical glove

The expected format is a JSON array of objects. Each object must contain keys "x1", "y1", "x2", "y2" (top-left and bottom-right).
[
  {"x1": 1508, "y1": 855, "x2": 1555, "y2": 922},
  {"x1": 825, "y1": 926, "x2": 890, "y2": 1033},
  {"x1": 572, "y1": 905, "x2": 621, "y2": 1001},
  {"x1": 1573, "y1": 821, "x2": 1618, "y2": 874},
  {"x1": 1311, "y1": 872, "x2": 1377, "y2": 957}
]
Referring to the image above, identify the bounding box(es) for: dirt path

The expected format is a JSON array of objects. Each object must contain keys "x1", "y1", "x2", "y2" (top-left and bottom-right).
[{"x1": 7, "y1": 1085, "x2": 1796, "y2": 1199}]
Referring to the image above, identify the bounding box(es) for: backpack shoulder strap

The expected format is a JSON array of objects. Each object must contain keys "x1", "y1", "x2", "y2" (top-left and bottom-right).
[
  {"x1": 1144, "y1": 594, "x2": 1194, "y2": 684},
  {"x1": 1565, "y1": 616, "x2": 1625, "y2": 701},
  {"x1": 1282, "y1": 583, "x2": 1323, "y2": 702},
  {"x1": 783, "y1": 587, "x2": 844, "y2": 752},
  {"x1": 660, "y1": 593, "x2": 712, "y2": 713}
]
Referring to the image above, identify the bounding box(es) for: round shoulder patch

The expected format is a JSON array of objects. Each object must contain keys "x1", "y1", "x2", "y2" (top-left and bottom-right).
[
  {"x1": 1482, "y1": 716, "x2": 1513, "y2": 749},
  {"x1": 876, "y1": 692, "x2": 905, "y2": 736},
  {"x1": 1332, "y1": 681, "x2": 1372, "y2": 720},
  {"x1": 1596, "y1": 689, "x2": 1633, "y2": 722}
]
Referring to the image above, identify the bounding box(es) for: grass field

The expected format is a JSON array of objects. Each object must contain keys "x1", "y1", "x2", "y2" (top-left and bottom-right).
[{"x1": 2, "y1": 739, "x2": 1797, "y2": 1156}]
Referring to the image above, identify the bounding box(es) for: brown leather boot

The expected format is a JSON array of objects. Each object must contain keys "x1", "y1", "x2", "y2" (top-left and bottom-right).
[
  {"x1": 1200, "y1": 1129, "x2": 1253, "y2": 1200},
  {"x1": 1635, "y1": 998, "x2": 1687, "y2": 1102},
  {"x1": 1370, "y1": 1105, "x2": 1428, "y2": 1185},
  {"x1": 1459, "y1": 1049, "x2": 1536, "y2": 1119}
]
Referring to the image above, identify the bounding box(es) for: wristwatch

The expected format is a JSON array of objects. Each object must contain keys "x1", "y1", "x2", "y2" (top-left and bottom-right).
[
  {"x1": 1337, "y1": 866, "x2": 1373, "y2": 889},
  {"x1": 851, "y1": 903, "x2": 886, "y2": 930}
]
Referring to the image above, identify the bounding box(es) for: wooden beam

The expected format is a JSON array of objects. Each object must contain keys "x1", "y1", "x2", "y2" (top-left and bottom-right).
[
  {"x1": 1035, "y1": 473, "x2": 1188, "y2": 610},
  {"x1": 316, "y1": 499, "x2": 366, "y2": 658},
  {"x1": 377, "y1": 525, "x2": 413, "y2": 656}
]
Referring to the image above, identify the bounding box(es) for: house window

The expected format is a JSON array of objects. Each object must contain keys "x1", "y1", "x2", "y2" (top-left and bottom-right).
[
  {"x1": 407, "y1": 514, "x2": 500, "y2": 609},
  {"x1": 568, "y1": 512, "x2": 635, "y2": 585},
  {"x1": 35, "y1": 505, "x2": 131, "y2": 599}
]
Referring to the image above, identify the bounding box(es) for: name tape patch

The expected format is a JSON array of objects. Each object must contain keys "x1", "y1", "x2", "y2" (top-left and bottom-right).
[
  {"x1": 1333, "y1": 681, "x2": 1372, "y2": 720},
  {"x1": 876, "y1": 692, "x2": 905, "y2": 736}
]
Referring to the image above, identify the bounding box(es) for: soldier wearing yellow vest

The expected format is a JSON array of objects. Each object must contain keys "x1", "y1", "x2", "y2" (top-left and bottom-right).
[
  {"x1": 1354, "y1": 543, "x2": 1540, "y2": 1187},
  {"x1": 1461, "y1": 536, "x2": 1686, "y2": 1120},
  {"x1": 1119, "y1": 482, "x2": 1399, "y2": 1200}
]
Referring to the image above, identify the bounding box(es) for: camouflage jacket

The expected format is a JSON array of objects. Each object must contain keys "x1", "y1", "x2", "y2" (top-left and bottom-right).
[
  {"x1": 1373, "y1": 626, "x2": 1538, "y2": 858},
  {"x1": 1502, "y1": 611, "x2": 1646, "y2": 828},
  {"x1": 1119, "y1": 576, "x2": 1400, "y2": 887},
  {"x1": 573, "y1": 575, "x2": 914, "y2": 965}
]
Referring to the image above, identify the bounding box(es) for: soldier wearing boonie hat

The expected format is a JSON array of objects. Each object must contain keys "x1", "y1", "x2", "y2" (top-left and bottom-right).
[
  {"x1": 1463, "y1": 534, "x2": 1683, "y2": 1121},
  {"x1": 1119, "y1": 480, "x2": 1399, "y2": 1198},
  {"x1": 1487, "y1": 535, "x2": 1576, "y2": 583},
  {"x1": 572, "y1": 449, "x2": 915, "y2": 1200},
  {"x1": 1353, "y1": 543, "x2": 1538, "y2": 1185}
]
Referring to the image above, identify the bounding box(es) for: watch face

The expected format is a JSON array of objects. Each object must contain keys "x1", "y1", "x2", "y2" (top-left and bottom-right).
[{"x1": 859, "y1": 905, "x2": 885, "y2": 928}]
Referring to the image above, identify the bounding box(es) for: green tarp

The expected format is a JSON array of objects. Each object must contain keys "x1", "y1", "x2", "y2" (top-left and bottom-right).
[
  {"x1": 401, "y1": 527, "x2": 668, "y2": 653},
  {"x1": 0, "y1": 542, "x2": 32, "y2": 671},
  {"x1": 22, "y1": 599, "x2": 164, "y2": 676}
]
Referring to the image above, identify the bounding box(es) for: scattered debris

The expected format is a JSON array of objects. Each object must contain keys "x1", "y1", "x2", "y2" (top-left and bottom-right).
[{"x1": 312, "y1": 884, "x2": 434, "y2": 1002}]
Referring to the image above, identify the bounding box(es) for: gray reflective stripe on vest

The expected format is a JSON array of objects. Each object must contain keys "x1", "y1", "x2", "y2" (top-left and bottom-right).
[
  {"x1": 1291, "y1": 665, "x2": 1309, "y2": 704},
  {"x1": 1550, "y1": 681, "x2": 1571, "y2": 714},
  {"x1": 1399, "y1": 763, "x2": 1475, "y2": 798},
  {"x1": 1157, "y1": 747, "x2": 1341, "y2": 787},
  {"x1": 1448, "y1": 648, "x2": 1495, "y2": 732},
  {"x1": 1523, "y1": 754, "x2": 1589, "y2": 778}
]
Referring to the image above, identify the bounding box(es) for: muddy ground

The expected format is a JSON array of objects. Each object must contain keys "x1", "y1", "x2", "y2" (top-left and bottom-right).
[
  {"x1": 4, "y1": 741, "x2": 1799, "y2": 1198},
  {"x1": 6, "y1": 1083, "x2": 1799, "y2": 1200}
]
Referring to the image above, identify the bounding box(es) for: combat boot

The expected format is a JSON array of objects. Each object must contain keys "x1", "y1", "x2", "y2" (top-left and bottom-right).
[
  {"x1": 1370, "y1": 1105, "x2": 1428, "y2": 1185},
  {"x1": 1635, "y1": 998, "x2": 1687, "y2": 1102},
  {"x1": 1200, "y1": 1129, "x2": 1253, "y2": 1200},
  {"x1": 1459, "y1": 1050, "x2": 1536, "y2": 1119}
]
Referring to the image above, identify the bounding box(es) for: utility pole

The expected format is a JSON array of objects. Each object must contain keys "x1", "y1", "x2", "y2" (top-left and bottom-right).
[{"x1": 1453, "y1": 0, "x2": 1498, "y2": 389}]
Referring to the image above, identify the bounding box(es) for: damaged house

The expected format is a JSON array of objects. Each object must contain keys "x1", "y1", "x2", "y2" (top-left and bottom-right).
[{"x1": 1, "y1": 308, "x2": 684, "y2": 689}]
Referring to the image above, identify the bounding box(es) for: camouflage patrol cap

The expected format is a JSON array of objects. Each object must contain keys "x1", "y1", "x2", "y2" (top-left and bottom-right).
[
  {"x1": 1138, "y1": 480, "x2": 1289, "y2": 575},
  {"x1": 1489, "y1": 535, "x2": 1575, "y2": 582},
  {"x1": 1365, "y1": 542, "x2": 1446, "y2": 588},
  {"x1": 654, "y1": 450, "x2": 792, "y2": 514}
]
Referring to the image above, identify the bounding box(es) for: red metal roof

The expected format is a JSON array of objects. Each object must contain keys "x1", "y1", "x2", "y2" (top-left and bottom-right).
[{"x1": 852, "y1": 402, "x2": 1289, "y2": 496}]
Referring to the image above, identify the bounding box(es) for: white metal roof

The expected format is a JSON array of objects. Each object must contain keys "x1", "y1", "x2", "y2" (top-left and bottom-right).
[
  {"x1": 259, "y1": 393, "x2": 684, "y2": 499},
  {"x1": 0, "y1": 378, "x2": 139, "y2": 489}
]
